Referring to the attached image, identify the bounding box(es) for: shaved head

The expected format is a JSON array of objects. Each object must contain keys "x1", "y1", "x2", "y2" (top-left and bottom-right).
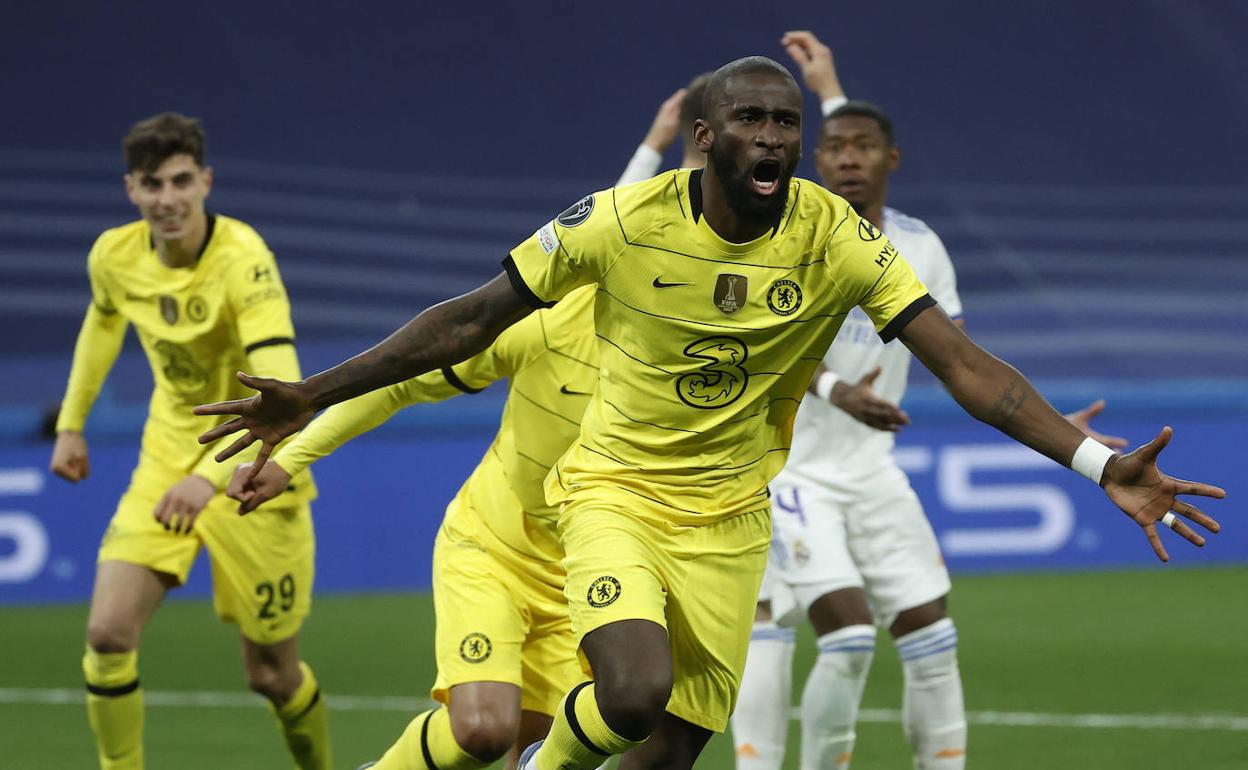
[{"x1": 703, "y1": 56, "x2": 800, "y2": 118}]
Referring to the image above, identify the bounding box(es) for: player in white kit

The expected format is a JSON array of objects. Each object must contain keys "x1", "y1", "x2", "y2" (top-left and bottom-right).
[{"x1": 731, "y1": 31, "x2": 1124, "y2": 770}]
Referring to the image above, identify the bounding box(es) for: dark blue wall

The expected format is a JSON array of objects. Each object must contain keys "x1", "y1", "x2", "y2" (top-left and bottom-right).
[
  {"x1": 3, "y1": 2, "x2": 1247, "y2": 426},
  {"x1": 4, "y1": 0, "x2": 1246, "y2": 184}
]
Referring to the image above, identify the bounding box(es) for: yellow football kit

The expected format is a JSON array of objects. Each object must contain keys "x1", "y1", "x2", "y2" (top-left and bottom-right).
[
  {"x1": 59, "y1": 214, "x2": 316, "y2": 644},
  {"x1": 506, "y1": 169, "x2": 933, "y2": 731},
  {"x1": 274, "y1": 286, "x2": 599, "y2": 716}
]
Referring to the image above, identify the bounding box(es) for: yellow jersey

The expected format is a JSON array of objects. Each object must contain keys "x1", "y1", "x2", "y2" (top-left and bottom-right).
[
  {"x1": 506, "y1": 169, "x2": 932, "y2": 524},
  {"x1": 274, "y1": 286, "x2": 599, "y2": 562},
  {"x1": 58, "y1": 214, "x2": 315, "y2": 498}
]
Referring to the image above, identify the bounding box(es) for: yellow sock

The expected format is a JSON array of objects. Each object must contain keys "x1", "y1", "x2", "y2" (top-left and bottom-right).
[
  {"x1": 83, "y1": 646, "x2": 143, "y2": 770},
  {"x1": 535, "y1": 683, "x2": 643, "y2": 770},
  {"x1": 374, "y1": 708, "x2": 488, "y2": 770},
  {"x1": 271, "y1": 661, "x2": 332, "y2": 770}
]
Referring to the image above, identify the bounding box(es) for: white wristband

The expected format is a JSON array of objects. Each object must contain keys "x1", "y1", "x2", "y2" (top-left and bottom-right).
[
  {"x1": 820, "y1": 95, "x2": 849, "y2": 117},
  {"x1": 814, "y1": 371, "x2": 841, "y2": 402},
  {"x1": 1070, "y1": 437, "x2": 1114, "y2": 484}
]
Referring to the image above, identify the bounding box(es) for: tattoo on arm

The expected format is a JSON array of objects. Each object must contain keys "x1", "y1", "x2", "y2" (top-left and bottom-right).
[
  {"x1": 991, "y1": 378, "x2": 1030, "y2": 424},
  {"x1": 306, "y1": 273, "x2": 529, "y2": 410}
]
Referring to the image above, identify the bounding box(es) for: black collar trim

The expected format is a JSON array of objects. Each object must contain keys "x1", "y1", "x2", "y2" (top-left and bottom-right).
[
  {"x1": 687, "y1": 169, "x2": 782, "y2": 239},
  {"x1": 148, "y1": 212, "x2": 216, "y2": 263}
]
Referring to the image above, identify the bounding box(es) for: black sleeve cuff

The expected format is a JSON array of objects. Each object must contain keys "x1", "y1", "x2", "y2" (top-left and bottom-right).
[
  {"x1": 244, "y1": 336, "x2": 296, "y2": 354},
  {"x1": 441, "y1": 366, "x2": 483, "y2": 394},
  {"x1": 879, "y1": 293, "x2": 937, "y2": 343},
  {"x1": 502, "y1": 254, "x2": 556, "y2": 310}
]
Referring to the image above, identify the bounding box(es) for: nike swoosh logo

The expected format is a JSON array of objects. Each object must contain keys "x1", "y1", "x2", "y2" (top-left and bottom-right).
[
  {"x1": 560, "y1": 384, "x2": 593, "y2": 396},
  {"x1": 652, "y1": 277, "x2": 691, "y2": 288}
]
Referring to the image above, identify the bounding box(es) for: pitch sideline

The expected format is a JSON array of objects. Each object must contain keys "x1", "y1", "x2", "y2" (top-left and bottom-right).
[{"x1": 2, "y1": 687, "x2": 1245, "y2": 732}]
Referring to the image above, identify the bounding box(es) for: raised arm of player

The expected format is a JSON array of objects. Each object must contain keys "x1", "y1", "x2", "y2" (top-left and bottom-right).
[
  {"x1": 780, "y1": 30, "x2": 846, "y2": 108},
  {"x1": 226, "y1": 376, "x2": 441, "y2": 513},
  {"x1": 195, "y1": 272, "x2": 533, "y2": 471},
  {"x1": 617, "y1": 88, "x2": 686, "y2": 187},
  {"x1": 898, "y1": 306, "x2": 1224, "y2": 561}
]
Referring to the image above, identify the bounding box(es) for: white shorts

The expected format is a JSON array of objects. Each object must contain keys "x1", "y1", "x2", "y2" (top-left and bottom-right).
[{"x1": 761, "y1": 463, "x2": 950, "y2": 628}]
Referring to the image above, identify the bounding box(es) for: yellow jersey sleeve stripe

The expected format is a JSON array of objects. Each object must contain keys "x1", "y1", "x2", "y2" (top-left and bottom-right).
[
  {"x1": 602, "y1": 398, "x2": 701, "y2": 434},
  {"x1": 577, "y1": 442, "x2": 641, "y2": 469},
  {"x1": 511, "y1": 388, "x2": 581, "y2": 427},
  {"x1": 595, "y1": 333, "x2": 677, "y2": 375},
  {"x1": 879, "y1": 293, "x2": 937, "y2": 342}
]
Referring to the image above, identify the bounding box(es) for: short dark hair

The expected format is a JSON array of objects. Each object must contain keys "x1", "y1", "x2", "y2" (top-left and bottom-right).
[
  {"x1": 703, "y1": 56, "x2": 798, "y2": 117},
  {"x1": 825, "y1": 100, "x2": 895, "y2": 145},
  {"x1": 123, "y1": 112, "x2": 206, "y2": 173},
  {"x1": 679, "y1": 72, "x2": 713, "y2": 139}
]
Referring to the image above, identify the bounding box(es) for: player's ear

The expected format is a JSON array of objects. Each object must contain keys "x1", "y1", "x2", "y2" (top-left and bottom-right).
[
  {"x1": 123, "y1": 173, "x2": 139, "y2": 205},
  {"x1": 201, "y1": 166, "x2": 214, "y2": 198},
  {"x1": 888, "y1": 145, "x2": 901, "y2": 173},
  {"x1": 693, "y1": 118, "x2": 713, "y2": 153}
]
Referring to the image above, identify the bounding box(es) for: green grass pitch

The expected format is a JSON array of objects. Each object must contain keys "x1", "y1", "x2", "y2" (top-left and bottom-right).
[{"x1": 3, "y1": 567, "x2": 1246, "y2": 769}]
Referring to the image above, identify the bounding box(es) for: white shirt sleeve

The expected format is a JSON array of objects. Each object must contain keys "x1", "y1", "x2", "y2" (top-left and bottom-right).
[
  {"x1": 616, "y1": 143, "x2": 664, "y2": 186},
  {"x1": 924, "y1": 233, "x2": 963, "y2": 320}
]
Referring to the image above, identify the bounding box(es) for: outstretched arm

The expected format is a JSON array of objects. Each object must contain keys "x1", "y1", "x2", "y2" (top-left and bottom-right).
[
  {"x1": 195, "y1": 272, "x2": 533, "y2": 469},
  {"x1": 899, "y1": 306, "x2": 1224, "y2": 561},
  {"x1": 226, "y1": 382, "x2": 420, "y2": 513}
]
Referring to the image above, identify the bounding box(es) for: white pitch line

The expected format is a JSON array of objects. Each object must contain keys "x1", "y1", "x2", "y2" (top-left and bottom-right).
[
  {"x1": 859, "y1": 708, "x2": 1248, "y2": 732},
  {"x1": 3, "y1": 688, "x2": 1245, "y2": 732},
  {"x1": 0, "y1": 687, "x2": 437, "y2": 713}
]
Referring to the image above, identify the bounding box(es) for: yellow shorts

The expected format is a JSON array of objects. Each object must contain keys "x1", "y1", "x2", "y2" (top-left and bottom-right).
[
  {"x1": 97, "y1": 461, "x2": 315, "y2": 646},
  {"x1": 558, "y1": 502, "x2": 771, "y2": 733},
  {"x1": 431, "y1": 494, "x2": 579, "y2": 716}
]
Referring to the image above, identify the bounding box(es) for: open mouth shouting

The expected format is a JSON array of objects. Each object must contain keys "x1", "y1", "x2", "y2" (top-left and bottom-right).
[{"x1": 750, "y1": 158, "x2": 783, "y2": 197}]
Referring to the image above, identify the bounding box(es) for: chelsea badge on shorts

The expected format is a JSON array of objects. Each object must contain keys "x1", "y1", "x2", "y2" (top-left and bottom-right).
[
  {"x1": 587, "y1": 576, "x2": 622, "y2": 607},
  {"x1": 459, "y1": 632, "x2": 492, "y2": 663}
]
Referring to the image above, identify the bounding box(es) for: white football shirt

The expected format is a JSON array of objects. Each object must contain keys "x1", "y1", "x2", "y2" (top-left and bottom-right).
[{"x1": 782, "y1": 206, "x2": 962, "y2": 485}]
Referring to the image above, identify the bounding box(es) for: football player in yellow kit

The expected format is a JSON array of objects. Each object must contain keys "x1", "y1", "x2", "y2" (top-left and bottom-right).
[
  {"x1": 50, "y1": 113, "x2": 329, "y2": 769},
  {"x1": 195, "y1": 57, "x2": 1223, "y2": 770},
  {"x1": 225, "y1": 287, "x2": 598, "y2": 770}
]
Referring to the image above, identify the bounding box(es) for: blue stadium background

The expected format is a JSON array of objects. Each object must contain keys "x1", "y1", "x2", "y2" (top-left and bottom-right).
[{"x1": 2, "y1": 0, "x2": 1244, "y2": 602}]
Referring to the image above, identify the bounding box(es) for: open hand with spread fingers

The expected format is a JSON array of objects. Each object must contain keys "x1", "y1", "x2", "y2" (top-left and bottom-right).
[
  {"x1": 1101, "y1": 426, "x2": 1225, "y2": 562},
  {"x1": 194, "y1": 372, "x2": 316, "y2": 477}
]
